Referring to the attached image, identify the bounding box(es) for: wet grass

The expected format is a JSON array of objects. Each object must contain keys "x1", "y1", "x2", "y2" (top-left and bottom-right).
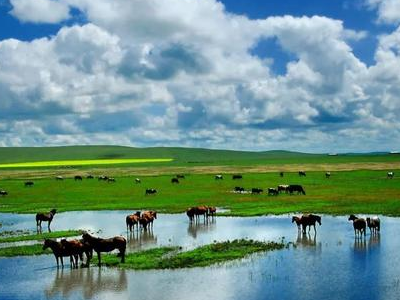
[
  {"x1": 0, "y1": 230, "x2": 82, "y2": 243},
  {"x1": 0, "y1": 244, "x2": 51, "y2": 257},
  {"x1": 101, "y1": 239, "x2": 285, "y2": 269},
  {"x1": 0, "y1": 169, "x2": 399, "y2": 216}
]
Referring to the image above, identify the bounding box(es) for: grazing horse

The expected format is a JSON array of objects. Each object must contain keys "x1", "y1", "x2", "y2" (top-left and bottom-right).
[
  {"x1": 25, "y1": 181, "x2": 34, "y2": 187},
  {"x1": 145, "y1": 188, "x2": 157, "y2": 195},
  {"x1": 36, "y1": 209, "x2": 57, "y2": 231},
  {"x1": 126, "y1": 211, "x2": 141, "y2": 232},
  {"x1": 82, "y1": 232, "x2": 126, "y2": 266},
  {"x1": 301, "y1": 214, "x2": 321, "y2": 234},
  {"x1": 366, "y1": 217, "x2": 380, "y2": 234},
  {"x1": 141, "y1": 211, "x2": 157, "y2": 230},
  {"x1": 387, "y1": 172, "x2": 394, "y2": 179},
  {"x1": 348, "y1": 215, "x2": 366, "y2": 237},
  {"x1": 215, "y1": 175, "x2": 223, "y2": 180},
  {"x1": 287, "y1": 185, "x2": 306, "y2": 195},
  {"x1": 135, "y1": 178, "x2": 141, "y2": 184},
  {"x1": 325, "y1": 172, "x2": 331, "y2": 179},
  {"x1": 232, "y1": 174, "x2": 243, "y2": 180},
  {"x1": 298, "y1": 171, "x2": 306, "y2": 177},
  {"x1": 0, "y1": 190, "x2": 8, "y2": 196},
  {"x1": 55, "y1": 176, "x2": 63, "y2": 181},
  {"x1": 268, "y1": 188, "x2": 278, "y2": 196},
  {"x1": 252, "y1": 188, "x2": 263, "y2": 194},
  {"x1": 43, "y1": 239, "x2": 75, "y2": 268},
  {"x1": 171, "y1": 178, "x2": 179, "y2": 184},
  {"x1": 292, "y1": 216, "x2": 302, "y2": 231},
  {"x1": 74, "y1": 175, "x2": 83, "y2": 181}
]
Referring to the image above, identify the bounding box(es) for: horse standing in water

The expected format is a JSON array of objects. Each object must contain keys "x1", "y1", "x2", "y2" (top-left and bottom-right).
[
  {"x1": 36, "y1": 209, "x2": 57, "y2": 232},
  {"x1": 43, "y1": 239, "x2": 76, "y2": 268},
  {"x1": 300, "y1": 214, "x2": 321, "y2": 234},
  {"x1": 82, "y1": 232, "x2": 126, "y2": 266},
  {"x1": 292, "y1": 216, "x2": 302, "y2": 231}
]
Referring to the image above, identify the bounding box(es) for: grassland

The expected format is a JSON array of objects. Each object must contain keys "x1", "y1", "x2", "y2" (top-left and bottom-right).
[
  {"x1": 0, "y1": 230, "x2": 82, "y2": 243},
  {"x1": 0, "y1": 244, "x2": 52, "y2": 257},
  {"x1": 0, "y1": 169, "x2": 399, "y2": 216}
]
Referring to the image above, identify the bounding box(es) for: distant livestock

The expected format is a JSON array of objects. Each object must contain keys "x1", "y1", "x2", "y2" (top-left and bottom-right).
[
  {"x1": 234, "y1": 186, "x2": 245, "y2": 193},
  {"x1": 171, "y1": 178, "x2": 179, "y2": 184},
  {"x1": 387, "y1": 172, "x2": 394, "y2": 179},
  {"x1": 55, "y1": 176, "x2": 63, "y2": 181},
  {"x1": 348, "y1": 215, "x2": 366, "y2": 237},
  {"x1": 268, "y1": 188, "x2": 279, "y2": 196},
  {"x1": 287, "y1": 185, "x2": 306, "y2": 195},
  {"x1": 366, "y1": 217, "x2": 380, "y2": 234},
  {"x1": 135, "y1": 178, "x2": 141, "y2": 184},
  {"x1": 325, "y1": 172, "x2": 331, "y2": 179},
  {"x1": 98, "y1": 175, "x2": 109, "y2": 181},
  {"x1": 277, "y1": 185, "x2": 289, "y2": 193},
  {"x1": 215, "y1": 175, "x2": 223, "y2": 180},
  {"x1": 86, "y1": 175, "x2": 94, "y2": 179},
  {"x1": 232, "y1": 174, "x2": 243, "y2": 180},
  {"x1": 176, "y1": 174, "x2": 185, "y2": 179},
  {"x1": 145, "y1": 188, "x2": 157, "y2": 195},
  {"x1": 299, "y1": 171, "x2": 306, "y2": 177},
  {"x1": 25, "y1": 181, "x2": 34, "y2": 187},
  {"x1": 280, "y1": 172, "x2": 284, "y2": 177},
  {"x1": 252, "y1": 188, "x2": 263, "y2": 194},
  {"x1": 0, "y1": 190, "x2": 8, "y2": 196},
  {"x1": 74, "y1": 175, "x2": 83, "y2": 181},
  {"x1": 107, "y1": 177, "x2": 116, "y2": 182}
]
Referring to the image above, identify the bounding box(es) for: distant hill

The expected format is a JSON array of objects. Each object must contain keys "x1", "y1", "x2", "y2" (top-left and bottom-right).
[{"x1": 0, "y1": 145, "x2": 396, "y2": 166}]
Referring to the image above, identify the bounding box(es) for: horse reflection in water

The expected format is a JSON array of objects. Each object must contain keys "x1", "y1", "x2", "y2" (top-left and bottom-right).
[
  {"x1": 188, "y1": 218, "x2": 216, "y2": 239},
  {"x1": 45, "y1": 267, "x2": 127, "y2": 299},
  {"x1": 127, "y1": 230, "x2": 157, "y2": 251},
  {"x1": 295, "y1": 232, "x2": 322, "y2": 251}
]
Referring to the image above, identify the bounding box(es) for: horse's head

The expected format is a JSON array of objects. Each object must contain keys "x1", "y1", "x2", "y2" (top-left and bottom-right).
[
  {"x1": 135, "y1": 211, "x2": 141, "y2": 216},
  {"x1": 82, "y1": 232, "x2": 91, "y2": 242},
  {"x1": 316, "y1": 215, "x2": 322, "y2": 226},
  {"x1": 366, "y1": 217, "x2": 371, "y2": 225},
  {"x1": 152, "y1": 211, "x2": 157, "y2": 219},
  {"x1": 43, "y1": 239, "x2": 52, "y2": 250},
  {"x1": 291, "y1": 216, "x2": 296, "y2": 223},
  {"x1": 50, "y1": 209, "x2": 57, "y2": 215},
  {"x1": 348, "y1": 215, "x2": 357, "y2": 221}
]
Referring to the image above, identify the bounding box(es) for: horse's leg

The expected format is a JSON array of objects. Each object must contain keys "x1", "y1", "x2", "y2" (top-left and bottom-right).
[
  {"x1": 60, "y1": 256, "x2": 64, "y2": 268},
  {"x1": 55, "y1": 255, "x2": 59, "y2": 268},
  {"x1": 97, "y1": 252, "x2": 101, "y2": 266},
  {"x1": 120, "y1": 247, "x2": 126, "y2": 263},
  {"x1": 48, "y1": 220, "x2": 52, "y2": 232}
]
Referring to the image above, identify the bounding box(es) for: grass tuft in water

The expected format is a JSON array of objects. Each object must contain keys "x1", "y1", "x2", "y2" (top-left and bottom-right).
[
  {"x1": 0, "y1": 230, "x2": 82, "y2": 243},
  {"x1": 0, "y1": 244, "x2": 52, "y2": 257}
]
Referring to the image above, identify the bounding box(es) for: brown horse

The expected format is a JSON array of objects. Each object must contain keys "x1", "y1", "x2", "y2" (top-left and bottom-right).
[
  {"x1": 61, "y1": 239, "x2": 93, "y2": 267},
  {"x1": 43, "y1": 239, "x2": 76, "y2": 268},
  {"x1": 36, "y1": 209, "x2": 57, "y2": 231},
  {"x1": 301, "y1": 214, "x2": 321, "y2": 234},
  {"x1": 366, "y1": 217, "x2": 380, "y2": 234},
  {"x1": 126, "y1": 211, "x2": 141, "y2": 232},
  {"x1": 82, "y1": 232, "x2": 126, "y2": 266},
  {"x1": 141, "y1": 211, "x2": 157, "y2": 230},
  {"x1": 292, "y1": 216, "x2": 302, "y2": 231},
  {"x1": 348, "y1": 215, "x2": 366, "y2": 237},
  {"x1": 208, "y1": 206, "x2": 217, "y2": 218}
]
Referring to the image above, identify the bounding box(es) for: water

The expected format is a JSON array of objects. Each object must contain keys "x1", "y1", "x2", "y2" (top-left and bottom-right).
[{"x1": 0, "y1": 211, "x2": 399, "y2": 300}]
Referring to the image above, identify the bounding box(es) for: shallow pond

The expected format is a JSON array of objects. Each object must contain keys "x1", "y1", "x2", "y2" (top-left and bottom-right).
[{"x1": 0, "y1": 211, "x2": 399, "y2": 300}]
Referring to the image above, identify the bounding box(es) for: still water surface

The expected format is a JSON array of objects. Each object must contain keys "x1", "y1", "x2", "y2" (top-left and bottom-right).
[{"x1": 0, "y1": 211, "x2": 399, "y2": 300}]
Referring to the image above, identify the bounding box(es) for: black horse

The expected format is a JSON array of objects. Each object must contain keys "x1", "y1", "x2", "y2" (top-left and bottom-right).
[
  {"x1": 145, "y1": 188, "x2": 157, "y2": 195},
  {"x1": 300, "y1": 214, "x2": 321, "y2": 233},
  {"x1": 171, "y1": 178, "x2": 179, "y2": 184},
  {"x1": 25, "y1": 181, "x2": 34, "y2": 187},
  {"x1": 36, "y1": 209, "x2": 57, "y2": 231},
  {"x1": 232, "y1": 174, "x2": 243, "y2": 180},
  {"x1": 298, "y1": 171, "x2": 306, "y2": 177}
]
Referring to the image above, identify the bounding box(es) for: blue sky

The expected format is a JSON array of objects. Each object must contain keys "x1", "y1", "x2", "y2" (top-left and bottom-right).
[{"x1": 0, "y1": 0, "x2": 399, "y2": 152}]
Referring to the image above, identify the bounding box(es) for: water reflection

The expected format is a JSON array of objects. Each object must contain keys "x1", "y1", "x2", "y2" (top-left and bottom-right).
[
  {"x1": 127, "y1": 230, "x2": 157, "y2": 250},
  {"x1": 353, "y1": 237, "x2": 367, "y2": 252},
  {"x1": 187, "y1": 219, "x2": 216, "y2": 239},
  {"x1": 45, "y1": 267, "x2": 127, "y2": 299}
]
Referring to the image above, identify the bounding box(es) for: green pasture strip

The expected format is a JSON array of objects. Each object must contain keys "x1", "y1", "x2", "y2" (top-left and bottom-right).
[
  {"x1": 0, "y1": 158, "x2": 173, "y2": 168},
  {"x1": 0, "y1": 230, "x2": 82, "y2": 243},
  {"x1": 0, "y1": 244, "x2": 52, "y2": 257},
  {"x1": 101, "y1": 239, "x2": 285, "y2": 269}
]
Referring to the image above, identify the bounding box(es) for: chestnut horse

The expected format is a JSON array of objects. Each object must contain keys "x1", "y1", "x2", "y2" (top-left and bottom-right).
[
  {"x1": 348, "y1": 215, "x2": 366, "y2": 237},
  {"x1": 82, "y1": 232, "x2": 126, "y2": 266},
  {"x1": 36, "y1": 209, "x2": 57, "y2": 231},
  {"x1": 43, "y1": 239, "x2": 76, "y2": 268},
  {"x1": 126, "y1": 211, "x2": 141, "y2": 232},
  {"x1": 61, "y1": 238, "x2": 93, "y2": 267}
]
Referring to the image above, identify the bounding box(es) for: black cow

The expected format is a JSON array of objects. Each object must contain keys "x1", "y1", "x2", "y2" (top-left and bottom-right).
[
  {"x1": 215, "y1": 175, "x2": 223, "y2": 180},
  {"x1": 171, "y1": 178, "x2": 179, "y2": 184},
  {"x1": 25, "y1": 181, "x2": 34, "y2": 187},
  {"x1": 298, "y1": 171, "x2": 306, "y2": 177},
  {"x1": 234, "y1": 186, "x2": 245, "y2": 193},
  {"x1": 74, "y1": 175, "x2": 83, "y2": 181},
  {"x1": 325, "y1": 172, "x2": 331, "y2": 178},
  {"x1": 0, "y1": 190, "x2": 8, "y2": 196},
  {"x1": 287, "y1": 185, "x2": 306, "y2": 195},
  {"x1": 279, "y1": 172, "x2": 284, "y2": 177},
  {"x1": 232, "y1": 174, "x2": 243, "y2": 180},
  {"x1": 251, "y1": 188, "x2": 263, "y2": 194},
  {"x1": 268, "y1": 188, "x2": 279, "y2": 196},
  {"x1": 145, "y1": 188, "x2": 157, "y2": 195}
]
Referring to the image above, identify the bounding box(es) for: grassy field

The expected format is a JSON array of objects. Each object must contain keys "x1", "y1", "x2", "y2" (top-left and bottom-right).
[{"x1": 0, "y1": 169, "x2": 399, "y2": 216}]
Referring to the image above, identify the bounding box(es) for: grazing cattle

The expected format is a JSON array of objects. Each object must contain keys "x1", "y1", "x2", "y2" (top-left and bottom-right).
[
  {"x1": 287, "y1": 185, "x2": 306, "y2": 195},
  {"x1": 86, "y1": 175, "x2": 94, "y2": 179},
  {"x1": 74, "y1": 175, "x2": 83, "y2": 181},
  {"x1": 298, "y1": 171, "x2": 306, "y2": 177},
  {"x1": 25, "y1": 181, "x2": 34, "y2": 187},
  {"x1": 280, "y1": 172, "x2": 284, "y2": 177},
  {"x1": 348, "y1": 215, "x2": 366, "y2": 237},
  {"x1": 43, "y1": 239, "x2": 76, "y2": 268},
  {"x1": 55, "y1": 176, "x2": 63, "y2": 181},
  {"x1": 126, "y1": 211, "x2": 141, "y2": 232},
  {"x1": 82, "y1": 232, "x2": 126, "y2": 266},
  {"x1": 234, "y1": 186, "x2": 245, "y2": 193},
  {"x1": 135, "y1": 178, "x2": 141, "y2": 184},
  {"x1": 268, "y1": 188, "x2": 278, "y2": 196},
  {"x1": 145, "y1": 188, "x2": 157, "y2": 195},
  {"x1": 98, "y1": 175, "x2": 109, "y2": 181},
  {"x1": 292, "y1": 216, "x2": 302, "y2": 231},
  {"x1": 36, "y1": 209, "x2": 57, "y2": 231},
  {"x1": 387, "y1": 172, "x2": 394, "y2": 179},
  {"x1": 107, "y1": 177, "x2": 116, "y2": 182},
  {"x1": 252, "y1": 188, "x2": 263, "y2": 194},
  {"x1": 176, "y1": 174, "x2": 185, "y2": 179},
  {"x1": 232, "y1": 174, "x2": 243, "y2": 180},
  {"x1": 325, "y1": 172, "x2": 331, "y2": 179},
  {"x1": 366, "y1": 217, "x2": 380, "y2": 234},
  {"x1": 301, "y1": 214, "x2": 321, "y2": 234},
  {"x1": 208, "y1": 206, "x2": 217, "y2": 218},
  {"x1": 277, "y1": 185, "x2": 289, "y2": 193},
  {"x1": 0, "y1": 190, "x2": 8, "y2": 196},
  {"x1": 141, "y1": 211, "x2": 157, "y2": 230},
  {"x1": 215, "y1": 175, "x2": 223, "y2": 180},
  {"x1": 171, "y1": 178, "x2": 179, "y2": 184}
]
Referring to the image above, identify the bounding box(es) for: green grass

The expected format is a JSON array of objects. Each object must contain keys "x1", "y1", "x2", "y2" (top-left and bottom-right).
[
  {"x1": 0, "y1": 169, "x2": 399, "y2": 216},
  {"x1": 0, "y1": 158, "x2": 173, "y2": 168},
  {"x1": 0, "y1": 244, "x2": 52, "y2": 257},
  {"x1": 0, "y1": 230, "x2": 82, "y2": 243},
  {"x1": 101, "y1": 239, "x2": 285, "y2": 269}
]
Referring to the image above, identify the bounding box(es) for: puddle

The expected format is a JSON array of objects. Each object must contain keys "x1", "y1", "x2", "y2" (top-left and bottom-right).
[{"x1": 0, "y1": 212, "x2": 400, "y2": 300}]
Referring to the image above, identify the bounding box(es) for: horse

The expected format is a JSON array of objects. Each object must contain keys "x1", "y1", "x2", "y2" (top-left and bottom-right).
[
  {"x1": 25, "y1": 181, "x2": 34, "y2": 187},
  {"x1": 387, "y1": 172, "x2": 394, "y2": 179},
  {"x1": 268, "y1": 188, "x2": 278, "y2": 196},
  {"x1": 43, "y1": 239, "x2": 76, "y2": 268},
  {"x1": 60, "y1": 239, "x2": 86, "y2": 268},
  {"x1": 325, "y1": 172, "x2": 331, "y2": 179},
  {"x1": 135, "y1": 178, "x2": 141, "y2": 184},
  {"x1": 300, "y1": 214, "x2": 321, "y2": 234},
  {"x1": 126, "y1": 211, "x2": 141, "y2": 232},
  {"x1": 171, "y1": 178, "x2": 179, "y2": 184},
  {"x1": 145, "y1": 188, "x2": 157, "y2": 195},
  {"x1": 186, "y1": 207, "x2": 196, "y2": 222},
  {"x1": 55, "y1": 176, "x2": 63, "y2": 181},
  {"x1": 366, "y1": 217, "x2": 380, "y2": 234},
  {"x1": 288, "y1": 185, "x2": 306, "y2": 195},
  {"x1": 36, "y1": 209, "x2": 57, "y2": 231},
  {"x1": 86, "y1": 175, "x2": 94, "y2": 179},
  {"x1": 0, "y1": 190, "x2": 8, "y2": 196},
  {"x1": 277, "y1": 185, "x2": 289, "y2": 193},
  {"x1": 279, "y1": 172, "x2": 284, "y2": 177},
  {"x1": 215, "y1": 175, "x2": 223, "y2": 180},
  {"x1": 141, "y1": 211, "x2": 157, "y2": 230},
  {"x1": 348, "y1": 215, "x2": 366, "y2": 237},
  {"x1": 74, "y1": 175, "x2": 83, "y2": 181},
  {"x1": 82, "y1": 232, "x2": 126, "y2": 266},
  {"x1": 232, "y1": 174, "x2": 243, "y2": 180},
  {"x1": 252, "y1": 188, "x2": 263, "y2": 194},
  {"x1": 208, "y1": 206, "x2": 216, "y2": 218},
  {"x1": 234, "y1": 186, "x2": 245, "y2": 193},
  {"x1": 98, "y1": 175, "x2": 109, "y2": 181},
  {"x1": 298, "y1": 171, "x2": 306, "y2": 177},
  {"x1": 292, "y1": 216, "x2": 302, "y2": 231}
]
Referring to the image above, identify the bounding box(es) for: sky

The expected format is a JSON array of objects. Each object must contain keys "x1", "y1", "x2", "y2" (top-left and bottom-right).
[{"x1": 0, "y1": 0, "x2": 399, "y2": 153}]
